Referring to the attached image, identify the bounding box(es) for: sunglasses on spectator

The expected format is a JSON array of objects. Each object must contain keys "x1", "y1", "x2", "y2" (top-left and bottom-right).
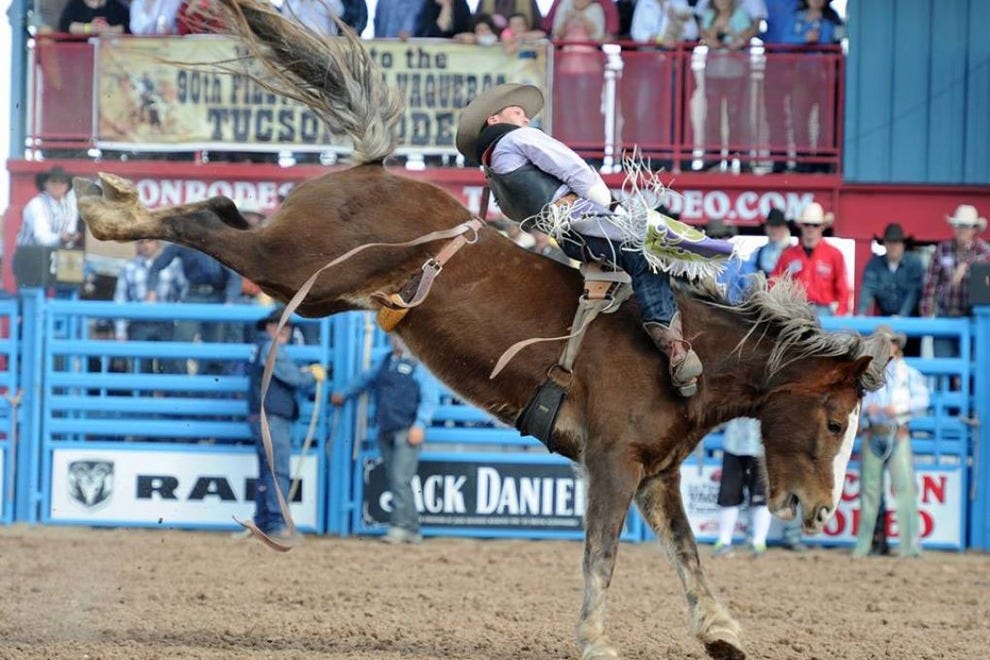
[{"x1": 798, "y1": 223, "x2": 824, "y2": 228}]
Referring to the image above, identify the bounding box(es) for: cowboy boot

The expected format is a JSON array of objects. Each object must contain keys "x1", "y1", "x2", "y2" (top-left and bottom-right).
[{"x1": 644, "y1": 313, "x2": 703, "y2": 397}]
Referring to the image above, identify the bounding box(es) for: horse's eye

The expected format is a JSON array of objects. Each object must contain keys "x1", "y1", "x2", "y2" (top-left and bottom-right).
[{"x1": 827, "y1": 420, "x2": 843, "y2": 434}]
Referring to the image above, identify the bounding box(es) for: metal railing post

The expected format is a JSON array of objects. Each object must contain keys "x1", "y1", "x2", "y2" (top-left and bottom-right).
[
  {"x1": 600, "y1": 43, "x2": 623, "y2": 174},
  {"x1": 969, "y1": 307, "x2": 990, "y2": 549}
]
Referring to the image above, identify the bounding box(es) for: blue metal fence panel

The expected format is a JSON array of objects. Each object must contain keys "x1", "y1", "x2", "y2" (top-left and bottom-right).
[
  {"x1": 0, "y1": 296, "x2": 19, "y2": 524},
  {"x1": 970, "y1": 307, "x2": 990, "y2": 550},
  {"x1": 31, "y1": 300, "x2": 335, "y2": 531}
]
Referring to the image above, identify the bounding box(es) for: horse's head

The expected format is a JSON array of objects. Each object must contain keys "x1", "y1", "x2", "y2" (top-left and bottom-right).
[{"x1": 758, "y1": 331, "x2": 889, "y2": 533}]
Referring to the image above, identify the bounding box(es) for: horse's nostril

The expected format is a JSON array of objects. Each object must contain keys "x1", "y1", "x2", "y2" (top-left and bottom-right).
[{"x1": 816, "y1": 505, "x2": 832, "y2": 524}]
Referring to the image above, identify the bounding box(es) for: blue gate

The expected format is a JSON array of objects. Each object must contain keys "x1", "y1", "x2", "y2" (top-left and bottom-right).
[{"x1": 4, "y1": 293, "x2": 989, "y2": 549}]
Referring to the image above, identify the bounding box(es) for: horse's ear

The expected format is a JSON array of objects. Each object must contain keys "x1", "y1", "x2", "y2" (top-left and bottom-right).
[{"x1": 848, "y1": 355, "x2": 874, "y2": 382}]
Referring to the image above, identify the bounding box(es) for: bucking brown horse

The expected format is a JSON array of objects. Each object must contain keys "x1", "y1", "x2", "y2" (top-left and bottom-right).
[{"x1": 74, "y1": 2, "x2": 889, "y2": 658}]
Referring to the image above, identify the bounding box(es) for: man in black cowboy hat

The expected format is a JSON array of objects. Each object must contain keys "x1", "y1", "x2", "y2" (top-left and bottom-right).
[
  {"x1": 239, "y1": 307, "x2": 326, "y2": 543},
  {"x1": 16, "y1": 165, "x2": 80, "y2": 249},
  {"x1": 455, "y1": 83, "x2": 735, "y2": 397},
  {"x1": 857, "y1": 222, "x2": 924, "y2": 318}
]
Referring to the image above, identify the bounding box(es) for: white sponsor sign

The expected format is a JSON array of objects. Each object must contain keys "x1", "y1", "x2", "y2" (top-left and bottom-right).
[
  {"x1": 678, "y1": 463, "x2": 963, "y2": 548},
  {"x1": 134, "y1": 178, "x2": 297, "y2": 213},
  {"x1": 49, "y1": 448, "x2": 319, "y2": 528}
]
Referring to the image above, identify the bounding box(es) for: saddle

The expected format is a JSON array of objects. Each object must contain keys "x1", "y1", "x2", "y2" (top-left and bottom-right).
[{"x1": 513, "y1": 262, "x2": 633, "y2": 451}]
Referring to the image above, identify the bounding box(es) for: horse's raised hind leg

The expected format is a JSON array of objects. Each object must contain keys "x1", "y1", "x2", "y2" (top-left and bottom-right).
[
  {"x1": 576, "y1": 448, "x2": 642, "y2": 660},
  {"x1": 635, "y1": 471, "x2": 746, "y2": 660},
  {"x1": 74, "y1": 173, "x2": 249, "y2": 242},
  {"x1": 74, "y1": 173, "x2": 262, "y2": 279}
]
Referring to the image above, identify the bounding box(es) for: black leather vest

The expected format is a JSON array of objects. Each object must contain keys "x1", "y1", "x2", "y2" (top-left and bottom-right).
[{"x1": 483, "y1": 163, "x2": 565, "y2": 224}]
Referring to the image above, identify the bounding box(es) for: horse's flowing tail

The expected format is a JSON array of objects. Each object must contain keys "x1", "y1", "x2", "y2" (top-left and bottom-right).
[{"x1": 217, "y1": 0, "x2": 402, "y2": 164}]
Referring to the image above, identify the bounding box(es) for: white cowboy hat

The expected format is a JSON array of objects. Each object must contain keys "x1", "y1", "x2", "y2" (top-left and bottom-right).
[
  {"x1": 798, "y1": 202, "x2": 834, "y2": 225},
  {"x1": 946, "y1": 204, "x2": 987, "y2": 230},
  {"x1": 455, "y1": 83, "x2": 544, "y2": 163}
]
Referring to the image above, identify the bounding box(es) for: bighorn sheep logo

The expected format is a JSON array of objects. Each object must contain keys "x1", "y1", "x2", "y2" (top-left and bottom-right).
[{"x1": 67, "y1": 460, "x2": 114, "y2": 508}]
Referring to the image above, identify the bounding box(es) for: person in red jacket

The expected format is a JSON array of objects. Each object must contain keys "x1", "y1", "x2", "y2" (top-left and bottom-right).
[{"x1": 770, "y1": 202, "x2": 850, "y2": 315}]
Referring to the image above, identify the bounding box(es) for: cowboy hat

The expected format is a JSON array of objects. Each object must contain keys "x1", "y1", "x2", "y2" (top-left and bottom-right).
[
  {"x1": 873, "y1": 222, "x2": 913, "y2": 244},
  {"x1": 946, "y1": 204, "x2": 987, "y2": 230},
  {"x1": 704, "y1": 217, "x2": 737, "y2": 239},
  {"x1": 455, "y1": 83, "x2": 544, "y2": 162},
  {"x1": 764, "y1": 208, "x2": 788, "y2": 227},
  {"x1": 874, "y1": 324, "x2": 906, "y2": 349},
  {"x1": 797, "y1": 202, "x2": 833, "y2": 225},
  {"x1": 35, "y1": 165, "x2": 71, "y2": 192},
  {"x1": 256, "y1": 306, "x2": 293, "y2": 330}
]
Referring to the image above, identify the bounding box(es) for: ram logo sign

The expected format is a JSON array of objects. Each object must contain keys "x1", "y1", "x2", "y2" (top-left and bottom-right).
[{"x1": 67, "y1": 460, "x2": 114, "y2": 508}]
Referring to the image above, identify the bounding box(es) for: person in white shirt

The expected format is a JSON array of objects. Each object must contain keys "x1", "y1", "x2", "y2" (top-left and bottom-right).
[
  {"x1": 281, "y1": 0, "x2": 345, "y2": 37},
  {"x1": 129, "y1": 0, "x2": 184, "y2": 34},
  {"x1": 16, "y1": 166, "x2": 79, "y2": 249},
  {"x1": 853, "y1": 324, "x2": 929, "y2": 558}
]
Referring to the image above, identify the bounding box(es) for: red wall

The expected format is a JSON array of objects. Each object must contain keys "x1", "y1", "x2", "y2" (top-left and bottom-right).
[{"x1": 6, "y1": 160, "x2": 990, "y2": 302}]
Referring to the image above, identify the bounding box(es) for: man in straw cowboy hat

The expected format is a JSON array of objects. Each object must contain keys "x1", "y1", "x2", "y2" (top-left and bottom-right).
[
  {"x1": 919, "y1": 205, "x2": 990, "y2": 356},
  {"x1": 853, "y1": 324, "x2": 929, "y2": 559},
  {"x1": 770, "y1": 201, "x2": 850, "y2": 315},
  {"x1": 858, "y1": 222, "x2": 924, "y2": 318},
  {"x1": 455, "y1": 83, "x2": 736, "y2": 397}
]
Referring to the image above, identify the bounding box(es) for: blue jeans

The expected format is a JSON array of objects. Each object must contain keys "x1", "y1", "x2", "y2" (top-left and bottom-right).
[
  {"x1": 378, "y1": 429, "x2": 422, "y2": 534},
  {"x1": 251, "y1": 415, "x2": 292, "y2": 533},
  {"x1": 561, "y1": 234, "x2": 678, "y2": 325}
]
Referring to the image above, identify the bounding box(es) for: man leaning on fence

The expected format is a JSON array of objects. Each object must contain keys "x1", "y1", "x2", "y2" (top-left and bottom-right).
[{"x1": 331, "y1": 335, "x2": 439, "y2": 544}]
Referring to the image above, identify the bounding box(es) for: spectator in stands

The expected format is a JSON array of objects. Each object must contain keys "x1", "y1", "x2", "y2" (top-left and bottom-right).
[
  {"x1": 550, "y1": 0, "x2": 608, "y2": 139},
  {"x1": 920, "y1": 205, "x2": 990, "y2": 357},
  {"x1": 340, "y1": 0, "x2": 369, "y2": 35},
  {"x1": 58, "y1": 0, "x2": 130, "y2": 34},
  {"x1": 176, "y1": 0, "x2": 225, "y2": 34},
  {"x1": 498, "y1": 12, "x2": 546, "y2": 55},
  {"x1": 477, "y1": 0, "x2": 543, "y2": 32},
  {"x1": 771, "y1": 201, "x2": 850, "y2": 315},
  {"x1": 454, "y1": 13, "x2": 500, "y2": 44},
  {"x1": 788, "y1": 0, "x2": 844, "y2": 173},
  {"x1": 853, "y1": 324, "x2": 929, "y2": 559},
  {"x1": 699, "y1": 0, "x2": 758, "y2": 170},
  {"x1": 630, "y1": 0, "x2": 699, "y2": 45},
  {"x1": 15, "y1": 166, "x2": 79, "y2": 251},
  {"x1": 129, "y1": 0, "x2": 184, "y2": 35},
  {"x1": 332, "y1": 335, "x2": 439, "y2": 544},
  {"x1": 543, "y1": 0, "x2": 619, "y2": 39},
  {"x1": 374, "y1": 0, "x2": 424, "y2": 38},
  {"x1": 113, "y1": 238, "x2": 185, "y2": 373},
  {"x1": 240, "y1": 307, "x2": 324, "y2": 544},
  {"x1": 857, "y1": 222, "x2": 924, "y2": 318},
  {"x1": 711, "y1": 417, "x2": 773, "y2": 558},
  {"x1": 280, "y1": 0, "x2": 345, "y2": 37},
  {"x1": 415, "y1": 0, "x2": 473, "y2": 38},
  {"x1": 757, "y1": 0, "x2": 798, "y2": 172},
  {"x1": 750, "y1": 207, "x2": 792, "y2": 275},
  {"x1": 146, "y1": 244, "x2": 242, "y2": 376}
]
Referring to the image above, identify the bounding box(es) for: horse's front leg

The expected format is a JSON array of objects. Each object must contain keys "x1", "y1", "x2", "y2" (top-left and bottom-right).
[
  {"x1": 577, "y1": 446, "x2": 642, "y2": 660},
  {"x1": 636, "y1": 471, "x2": 745, "y2": 660}
]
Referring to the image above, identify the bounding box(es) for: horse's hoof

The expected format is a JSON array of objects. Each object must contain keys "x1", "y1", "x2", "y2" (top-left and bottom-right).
[
  {"x1": 98, "y1": 172, "x2": 137, "y2": 201},
  {"x1": 72, "y1": 177, "x2": 102, "y2": 200},
  {"x1": 704, "y1": 639, "x2": 746, "y2": 660}
]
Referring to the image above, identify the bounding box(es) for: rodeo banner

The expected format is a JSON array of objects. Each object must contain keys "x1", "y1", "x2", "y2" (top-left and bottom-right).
[{"x1": 94, "y1": 36, "x2": 549, "y2": 153}]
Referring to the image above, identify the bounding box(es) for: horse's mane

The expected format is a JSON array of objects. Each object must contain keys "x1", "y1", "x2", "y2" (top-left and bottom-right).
[
  {"x1": 217, "y1": 0, "x2": 403, "y2": 164},
  {"x1": 678, "y1": 276, "x2": 887, "y2": 391}
]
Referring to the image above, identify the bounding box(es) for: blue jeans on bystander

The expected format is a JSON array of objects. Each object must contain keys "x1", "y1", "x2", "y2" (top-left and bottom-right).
[{"x1": 251, "y1": 414, "x2": 292, "y2": 534}]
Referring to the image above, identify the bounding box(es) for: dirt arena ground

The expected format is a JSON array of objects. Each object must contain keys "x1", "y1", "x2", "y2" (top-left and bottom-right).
[{"x1": 1, "y1": 525, "x2": 987, "y2": 660}]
